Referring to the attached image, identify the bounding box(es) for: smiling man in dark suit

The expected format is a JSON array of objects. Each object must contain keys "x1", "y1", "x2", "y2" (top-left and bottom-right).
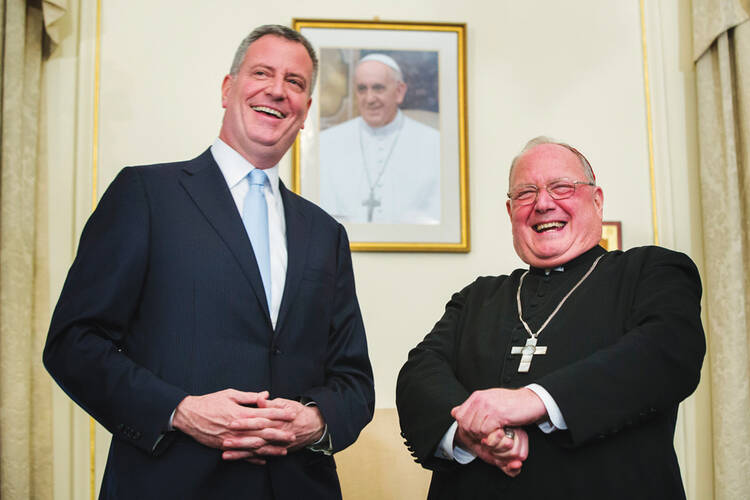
[{"x1": 43, "y1": 24, "x2": 374, "y2": 500}]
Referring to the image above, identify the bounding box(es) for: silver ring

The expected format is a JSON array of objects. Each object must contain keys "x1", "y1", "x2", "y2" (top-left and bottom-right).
[{"x1": 504, "y1": 428, "x2": 515, "y2": 439}]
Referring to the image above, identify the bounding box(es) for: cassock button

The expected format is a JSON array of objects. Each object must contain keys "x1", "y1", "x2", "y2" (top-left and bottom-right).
[
  {"x1": 271, "y1": 346, "x2": 281, "y2": 355},
  {"x1": 503, "y1": 375, "x2": 511, "y2": 383}
]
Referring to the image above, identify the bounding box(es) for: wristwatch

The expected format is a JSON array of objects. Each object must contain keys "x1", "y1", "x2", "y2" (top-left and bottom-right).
[{"x1": 298, "y1": 397, "x2": 333, "y2": 455}]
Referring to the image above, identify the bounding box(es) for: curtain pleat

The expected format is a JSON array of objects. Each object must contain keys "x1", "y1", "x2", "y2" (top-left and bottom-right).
[
  {"x1": 0, "y1": 0, "x2": 59, "y2": 498},
  {"x1": 694, "y1": 5, "x2": 750, "y2": 498}
]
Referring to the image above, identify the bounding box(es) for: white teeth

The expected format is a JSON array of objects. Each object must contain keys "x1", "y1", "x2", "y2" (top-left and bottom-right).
[
  {"x1": 535, "y1": 222, "x2": 565, "y2": 232},
  {"x1": 252, "y1": 106, "x2": 285, "y2": 118}
]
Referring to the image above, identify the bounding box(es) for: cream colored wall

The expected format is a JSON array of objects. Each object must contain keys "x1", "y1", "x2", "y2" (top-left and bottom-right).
[
  {"x1": 642, "y1": 1, "x2": 712, "y2": 498},
  {"x1": 42, "y1": 1, "x2": 710, "y2": 498}
]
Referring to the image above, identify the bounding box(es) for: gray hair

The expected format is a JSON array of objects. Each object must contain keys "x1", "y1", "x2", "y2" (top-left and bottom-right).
[
  {"x1": 229, "y1": 25, "x2": 319, "y2": 94},
  {"x1": 509, "y1": 136, "x2": 596, "y2": 186}
]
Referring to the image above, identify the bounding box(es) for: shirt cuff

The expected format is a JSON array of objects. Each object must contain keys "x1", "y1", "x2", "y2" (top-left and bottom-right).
[
  {"x1": 526, "y1": 383, "x2": 567, "y2": 433},
  {"x1": 435, "y1": 421, "x2": 476, "y2": 464}
]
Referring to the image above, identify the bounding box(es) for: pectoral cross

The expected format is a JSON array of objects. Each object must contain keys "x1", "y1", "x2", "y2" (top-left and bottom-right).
[
  {"x1": 510, "y1": 337, "x2": 547, "y2": 373},
  {"x1": 362, "y1": 189, "x2": 381, "y2": 222}
]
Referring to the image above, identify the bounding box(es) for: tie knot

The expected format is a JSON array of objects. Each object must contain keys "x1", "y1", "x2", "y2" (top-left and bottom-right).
[{"x1": 249, "y1": 168, "x2": 268, "y2": 187}]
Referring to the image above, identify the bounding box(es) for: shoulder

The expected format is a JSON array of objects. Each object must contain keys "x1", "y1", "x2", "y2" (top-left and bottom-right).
[
  {"x1": 402, "y1": 115, "x2": 439, "y2": 138},
  {"x1": 110, "y1": 150, "x2": 213, "y2": 189},
  {"x1": 98, "y1": 150, "x2": 216, "y2": 208},
  {"x1": 126, "y1": 149, "x2": 213, "y2": 178},
  {"x1": 607, "y1": 245, "x2": 698, "y2": 268},
  {"x1": 320, "y1": 118, "x2": 359, "y2": 141},
  {"x1": 457, "y1": 273, "x2": 515, "y2": 301},
  {"x1": 603, "y1": 245, "x2": 701, "y2": 285},
  {"x1": 281, "y1": 183, "x2": 341, "y2": 228}
]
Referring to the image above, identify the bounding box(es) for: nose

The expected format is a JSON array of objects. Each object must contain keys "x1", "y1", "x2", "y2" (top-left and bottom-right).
[
  {"x1": 364, "y1": 89, "x2": 378, "y2": 104},
  {"x1": 266, "y1": 76, "x2": 285, "y2": 99},
  {"x1": 534, "y1": 187, "x2": 556, "y2": 212}
]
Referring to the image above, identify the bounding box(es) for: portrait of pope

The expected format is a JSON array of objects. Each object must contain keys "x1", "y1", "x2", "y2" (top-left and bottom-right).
[{"x1": 318, "y1": 49, "x2": 441, "y2": 225}]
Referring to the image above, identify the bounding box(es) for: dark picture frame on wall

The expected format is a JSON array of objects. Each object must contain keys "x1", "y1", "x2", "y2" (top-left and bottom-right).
[{"x1": 292, "y1": 19, "x2": 469, "y2": 252}]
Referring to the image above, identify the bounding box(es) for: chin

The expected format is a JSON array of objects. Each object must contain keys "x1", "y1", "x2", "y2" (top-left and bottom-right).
[{"x1": 522, "y1": 247, "x2": 572, "y2": 268}]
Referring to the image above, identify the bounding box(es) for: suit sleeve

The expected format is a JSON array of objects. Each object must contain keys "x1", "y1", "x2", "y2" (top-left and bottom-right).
[
  {"x1": 302, "y1": 225, "x2": 375, "y2": 453},
  {"x1": 43, "y1": 167, "x2": 187, "y2": 455},
  {"x1": 537, "y1": 249, "x2": 706, "y2": 445},
  {"x1": 395, "y1": 282, "x2": 478, "y2": 470}
]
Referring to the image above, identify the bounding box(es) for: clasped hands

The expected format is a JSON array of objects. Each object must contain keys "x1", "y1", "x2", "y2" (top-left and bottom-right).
[
  {"x1": 451, "y1": 387, "x2": 546, "y2": 477},
  {"x1": 173, "y1": 389, "x2": 325, "y2": 465}
]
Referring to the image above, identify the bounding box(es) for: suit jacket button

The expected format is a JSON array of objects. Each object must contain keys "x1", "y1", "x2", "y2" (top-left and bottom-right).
[{"x1": 272, "y1": 346, "x2": 281, "y2": 355}]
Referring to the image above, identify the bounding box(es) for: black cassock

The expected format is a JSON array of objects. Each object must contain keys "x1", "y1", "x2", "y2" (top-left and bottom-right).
[{"x1": 397, "y1": 245, "x2": 705, "y2": 500}]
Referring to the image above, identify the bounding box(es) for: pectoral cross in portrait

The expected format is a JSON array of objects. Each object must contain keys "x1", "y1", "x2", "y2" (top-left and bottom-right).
[
  {"x1": 362, "y1": 188, "x2": 381, "y2": 222},
  {"x1": 511, "y1": 337, "x2": 547, "y2": 373}
]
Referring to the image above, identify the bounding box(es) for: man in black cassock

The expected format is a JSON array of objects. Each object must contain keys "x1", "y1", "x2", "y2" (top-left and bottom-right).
[{"x1": 396, "y1": 137, "x2": 705, "y2": 499}]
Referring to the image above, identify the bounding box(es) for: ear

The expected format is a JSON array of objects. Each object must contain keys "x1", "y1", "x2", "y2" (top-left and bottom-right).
[
  {"x1": 220, "y1": 74, "x2": 234, "y2": 109},
  {"x1": 300, "y1": 97, "x2": 312, "y2": 130},
  {"x1": 593, "y1": 186, "x2": 604, "y2": 218},
  {"x1": 395, "y1": 81, "x2": 408, "y2": 105}
]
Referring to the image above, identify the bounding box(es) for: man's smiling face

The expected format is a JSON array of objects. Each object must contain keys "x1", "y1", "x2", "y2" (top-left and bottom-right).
[
  {"x1": 219, "y1": 34, "x2": 313, "y2": 169},
  {"x1": 506, "y1": 143, "x2": 603, "y2": 268}
]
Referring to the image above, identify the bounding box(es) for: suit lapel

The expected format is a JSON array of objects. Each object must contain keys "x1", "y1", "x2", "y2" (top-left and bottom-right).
[
  {"x1": 275, "y1": 182, "x2": 310, "y2": 334},
  {"x1": 179, "y1": 150, "x2": 272, "y2": 326}
]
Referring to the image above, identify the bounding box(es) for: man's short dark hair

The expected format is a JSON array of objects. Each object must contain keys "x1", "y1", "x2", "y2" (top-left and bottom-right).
[{"x1": 229, "y1": 24, "x2": 319, "y2": 94}]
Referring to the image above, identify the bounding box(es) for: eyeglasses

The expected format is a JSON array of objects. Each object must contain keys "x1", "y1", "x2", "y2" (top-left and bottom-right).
[{"x1": 507, "y1": 179, "x2": 596, "y2": 206}]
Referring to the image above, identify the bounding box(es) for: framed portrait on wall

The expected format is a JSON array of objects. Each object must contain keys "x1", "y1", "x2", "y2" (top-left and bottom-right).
[{"x1": 292, "y1": 19, "x2": 469, "y2": 252}]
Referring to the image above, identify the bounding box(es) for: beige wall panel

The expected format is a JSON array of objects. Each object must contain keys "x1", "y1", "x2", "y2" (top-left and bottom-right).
[{"x1": 336, "y1": 409, "x2": 430, "y2": 499}]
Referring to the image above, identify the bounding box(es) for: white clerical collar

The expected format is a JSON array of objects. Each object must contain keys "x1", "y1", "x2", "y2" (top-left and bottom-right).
[
  {"x1": 360, "y1": 109, "x2": 404, "y2": 137},
  {"x1": 543, "y1": 266, "x2": 565, "y2": 276},
  {"x1": 210, "y1": 138, "x2": 281, "y2": 198}
]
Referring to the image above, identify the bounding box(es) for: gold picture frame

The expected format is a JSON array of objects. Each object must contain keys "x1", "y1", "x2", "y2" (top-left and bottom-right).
[
  {"x1": 292, "y1": 19, "x2": 469, "y2": 252},
  {"x1": 600, "y1": 221, "x2": 622, "y2": 251}
]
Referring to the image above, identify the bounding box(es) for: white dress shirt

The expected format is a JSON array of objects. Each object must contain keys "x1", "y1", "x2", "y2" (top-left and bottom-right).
[{"x1": 211, "y1": 138, "x2": 287, "y2": 329}]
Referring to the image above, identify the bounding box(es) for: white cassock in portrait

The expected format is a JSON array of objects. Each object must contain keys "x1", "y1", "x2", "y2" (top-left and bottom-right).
[{"x1": 320, "y1": 111, "x2": 440, "y2": 224}]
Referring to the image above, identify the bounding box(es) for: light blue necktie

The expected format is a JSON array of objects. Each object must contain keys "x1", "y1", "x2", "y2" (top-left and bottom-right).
[{"x1": 242, "y1": 169, "x2": 271, "y2": 309}]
